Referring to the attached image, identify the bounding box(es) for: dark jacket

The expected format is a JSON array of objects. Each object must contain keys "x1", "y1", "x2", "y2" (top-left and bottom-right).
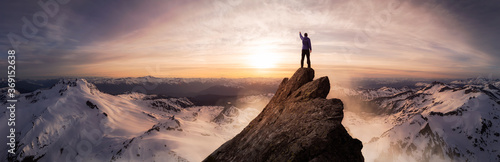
[{"x1": 300, "y1": 33, "x2": 312, "y2": 51}]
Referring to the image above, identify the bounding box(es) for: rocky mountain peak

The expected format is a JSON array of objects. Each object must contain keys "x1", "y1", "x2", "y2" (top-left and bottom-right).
[{"x1": 204, "y1": 68, "x2": 364, "y2": 162}]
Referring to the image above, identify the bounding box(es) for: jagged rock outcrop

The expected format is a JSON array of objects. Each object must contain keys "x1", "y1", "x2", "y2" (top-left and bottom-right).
[{"x1": 204, "y1": 68, "x2": 364, "y2": 162}]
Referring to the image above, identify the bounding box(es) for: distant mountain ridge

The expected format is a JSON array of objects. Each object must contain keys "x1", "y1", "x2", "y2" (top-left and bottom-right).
[{"x1": 0, "y1": 77, "x2": 281, "y2": 97}]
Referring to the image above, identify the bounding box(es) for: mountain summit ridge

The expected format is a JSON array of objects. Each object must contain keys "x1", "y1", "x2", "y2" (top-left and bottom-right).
[{"x1": 205, "y1": 68, "x2": 364, "y2": 162}]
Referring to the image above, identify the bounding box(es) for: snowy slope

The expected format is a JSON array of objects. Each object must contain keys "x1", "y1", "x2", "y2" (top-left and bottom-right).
[
  {"x1": 343, "y1": 82, "x2": 500, "y2": 162},
  {"x1": 0, "y1": 79, "x2": 269, "y2": 162}
]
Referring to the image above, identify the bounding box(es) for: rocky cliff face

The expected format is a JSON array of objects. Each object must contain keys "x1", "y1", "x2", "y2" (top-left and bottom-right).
[{"x1": 205, "y1": 68, "x2": 364, "y2": 162}]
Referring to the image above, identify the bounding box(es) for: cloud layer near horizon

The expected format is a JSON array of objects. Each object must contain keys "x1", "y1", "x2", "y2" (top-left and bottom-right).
[{"x1": 1, "y1": 0, "x2": 499, "y2": 78}]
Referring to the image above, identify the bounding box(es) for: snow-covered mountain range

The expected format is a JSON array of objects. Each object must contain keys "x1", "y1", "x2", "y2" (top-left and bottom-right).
[
  {"x1": 2, "y1": 77, "x2": 499, "y2": 161},
  {"x1": 340, "y1": 80, "x2": 500, "y2": 162},
  {"x1": 0, "y1": 79, "x2": 271, "y2": 162}
]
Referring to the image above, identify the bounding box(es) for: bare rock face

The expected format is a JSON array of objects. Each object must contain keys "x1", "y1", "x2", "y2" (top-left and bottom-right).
[{"x1": 204, "y1": 68, "x2": 364, "y2": 162}]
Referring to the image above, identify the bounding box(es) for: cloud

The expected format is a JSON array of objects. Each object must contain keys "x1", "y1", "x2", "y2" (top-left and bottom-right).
[{"x1": 1, "y1": 0, "x2": 499, "y2": 78}]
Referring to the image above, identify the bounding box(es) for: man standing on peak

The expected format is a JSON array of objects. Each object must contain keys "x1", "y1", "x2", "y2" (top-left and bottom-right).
[{"x1": 299, "y1": 32, "x2": 312, "y2": 68}]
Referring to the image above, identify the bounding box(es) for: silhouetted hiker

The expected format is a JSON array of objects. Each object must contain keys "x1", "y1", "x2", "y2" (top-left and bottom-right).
[{"x1": 299, "y1": 32, "x2": 312, "y2": 68}]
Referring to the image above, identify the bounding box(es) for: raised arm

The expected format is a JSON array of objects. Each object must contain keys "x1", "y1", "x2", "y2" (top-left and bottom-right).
[{"x1": 299, "y1": 32, "x2": 303, "y2": 40}]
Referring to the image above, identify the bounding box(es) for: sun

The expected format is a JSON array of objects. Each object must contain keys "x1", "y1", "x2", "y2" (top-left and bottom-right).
[
  {"x1": 247, "y1": 46, "x2": 280, "y2": 69},
  {"x1": 249, "y1": 53, "x2": 276, "y2": 69}
]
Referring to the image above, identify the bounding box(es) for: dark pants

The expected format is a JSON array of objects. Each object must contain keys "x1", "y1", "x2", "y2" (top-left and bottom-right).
[{"x1": 301, "y1": 49, "x2": 311, "y2": 68}]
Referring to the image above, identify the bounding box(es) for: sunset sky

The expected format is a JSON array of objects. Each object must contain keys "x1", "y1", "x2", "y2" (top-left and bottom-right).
[{"x1": 1, "y1": 0, "x2": 499, "y2": 79}]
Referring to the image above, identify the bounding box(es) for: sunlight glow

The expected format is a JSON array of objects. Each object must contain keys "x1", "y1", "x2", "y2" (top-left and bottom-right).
[{"x1": 247, "y1": 45, "x2": 281, "y2": 69}]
